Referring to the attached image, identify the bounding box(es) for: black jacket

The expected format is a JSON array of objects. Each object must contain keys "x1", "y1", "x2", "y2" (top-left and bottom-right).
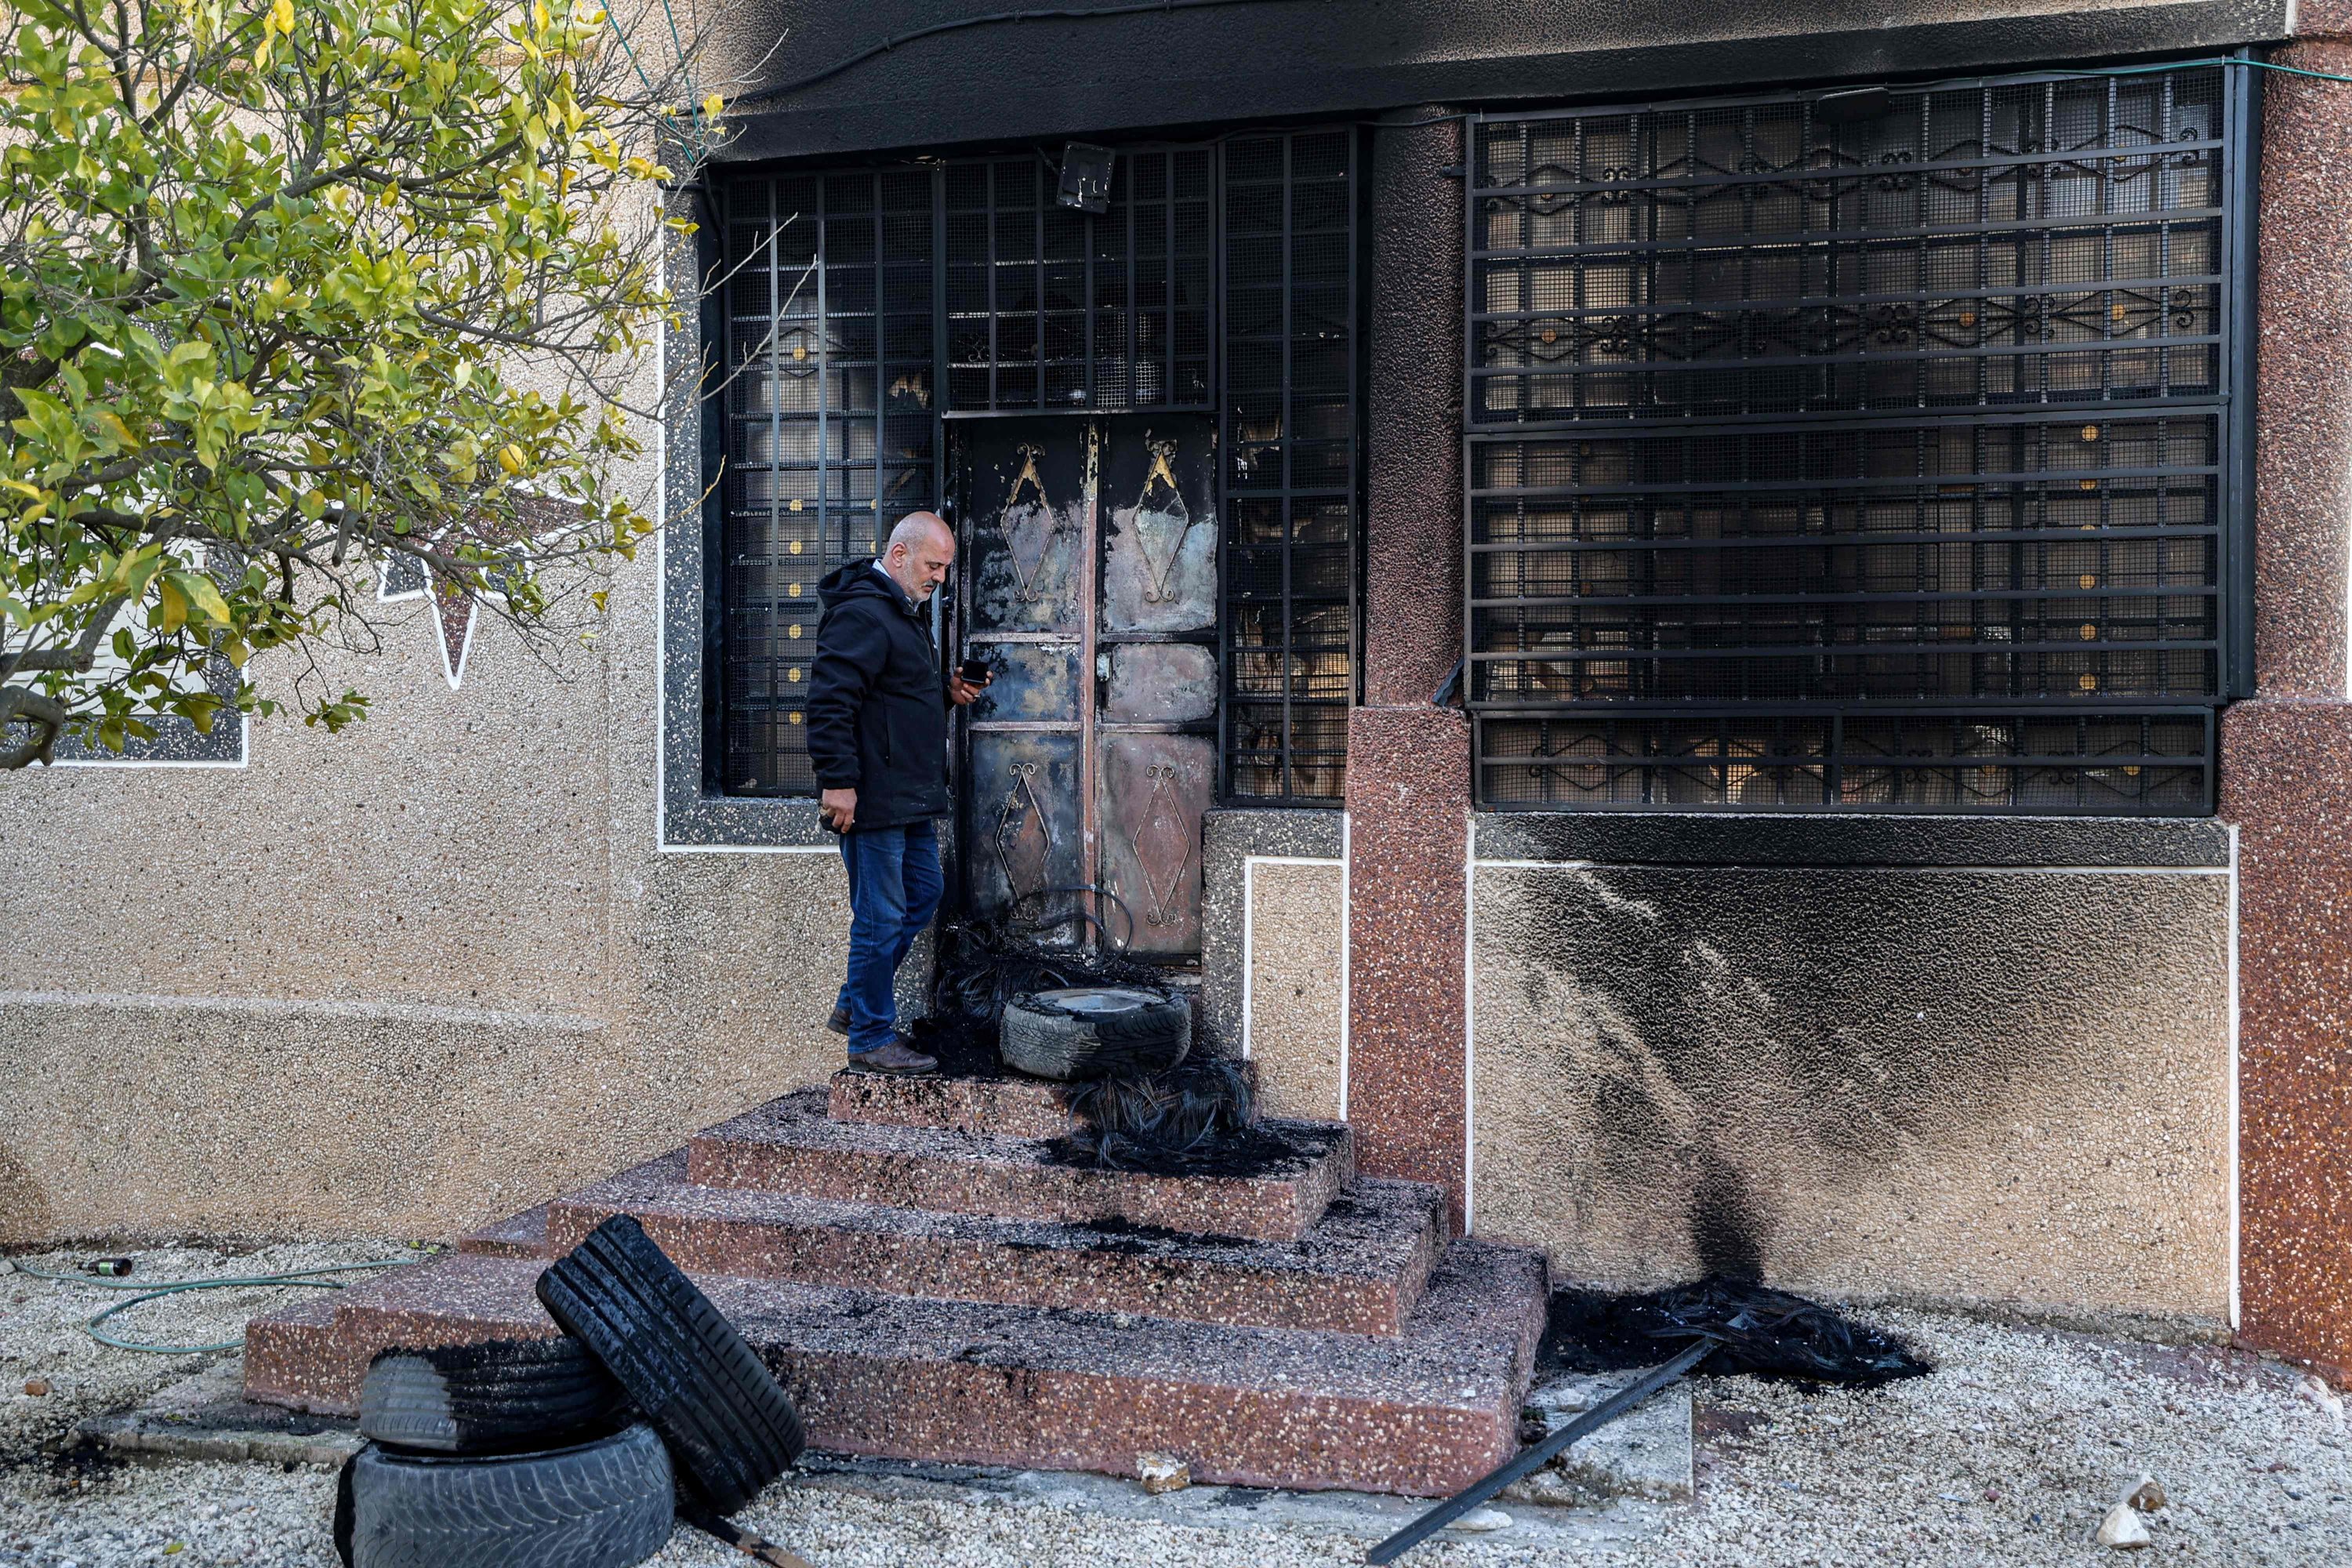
[{"x1": 806, "y1": 559, "x2": 953, "y2": 830}]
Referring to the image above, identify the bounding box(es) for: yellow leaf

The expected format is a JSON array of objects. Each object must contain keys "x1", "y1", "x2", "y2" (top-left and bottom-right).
[
  {"x1": 269, "y1": 0, "x2": 293, "y2": 33},
  {"x1": 95, "y1": 412, "x2": 138, "y2": 449},
  {"x1": 155, "y1": 575, "x2": 188, "y2": 635},
  {"x1": 170, "y1": 569, "x2": 232, "y2": 626}
]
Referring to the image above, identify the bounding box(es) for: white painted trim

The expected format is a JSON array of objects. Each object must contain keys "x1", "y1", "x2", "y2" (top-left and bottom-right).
[
  {"x1": 1474, "y1": 858, "x2": 2231, "y2": 877},
  {"x1": 653, "y1": 224, "x2": 670, "y2": 849},
  {"x1": 2227, "y1": 822, "x2": 2242, "y2": 1330},
  {"x1": 1338, "y1": 812, "x2": 1352, "y2": 1122},
  {"x1": 53, "y1": 713, "x2": 252, "y2": 771},
  {"x1": 1463, "y1": 816, "x2": 1478, "y2": 1235},
  {"x1": 647, "y1": 238, "x2": 837, "y2": 860},
  {"x1": 659, "y1": 842, "x2": 837, "y2": 855},
  {"x1": 1240, "y1": 855, "x2": 1257, "y2": 1059}
]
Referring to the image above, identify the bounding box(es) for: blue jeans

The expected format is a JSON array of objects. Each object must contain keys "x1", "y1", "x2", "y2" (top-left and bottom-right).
[{"x1": 834, "y1": 819, "x2": 944, "y2": 1054}]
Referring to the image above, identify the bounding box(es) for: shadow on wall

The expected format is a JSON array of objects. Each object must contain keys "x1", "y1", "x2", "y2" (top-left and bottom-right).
[{"x1": 1472, "y1": 864, "x2": 2230, "y2": 1316}]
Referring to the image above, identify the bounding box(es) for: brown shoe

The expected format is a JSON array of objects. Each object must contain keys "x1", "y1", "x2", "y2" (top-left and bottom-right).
[
  {"x1": 851, "y1": 1037, "x2": 938, "y2": 1076},
  {"x1": 824, "y1": 1005, "x2": 851, "y2": 1036}
]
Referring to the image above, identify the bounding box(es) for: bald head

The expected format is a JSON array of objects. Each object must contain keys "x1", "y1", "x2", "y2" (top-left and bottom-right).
[{"x1": 880, "y1": 510, "x2": 956, "y2": 604}]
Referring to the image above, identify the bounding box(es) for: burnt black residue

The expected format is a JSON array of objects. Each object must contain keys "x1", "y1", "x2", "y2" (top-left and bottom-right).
[
  {"x1": 1688, "y1": 1151, "x2": 1766, "y2": 1282},
  {"x1": 1040, "y1": 1120, "x2": 1339, "y2": 1181},
  {"x1": 1058, "y1": 1054, "x2": 1258, "y2": 1169},
  {"x1": 1076, "y1": 1215, "x2": 1256, "y2": 1251},
  {"x1": 1538, "y1": 1276, "x2": 1933, "y2": 1388},
  {"x1": 903, "y1": 1018, "x2": 1007, "y2": 1080}
]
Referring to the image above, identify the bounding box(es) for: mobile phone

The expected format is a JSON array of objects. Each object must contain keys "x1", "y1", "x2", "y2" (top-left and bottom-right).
[{"x1": 956, "y1": 656, "x2": 992, "y2": 684}]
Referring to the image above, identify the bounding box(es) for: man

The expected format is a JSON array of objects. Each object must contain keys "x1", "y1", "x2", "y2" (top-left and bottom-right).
[{"x1": 806, "y1": 512, "x2": 985, "y2": 1075}]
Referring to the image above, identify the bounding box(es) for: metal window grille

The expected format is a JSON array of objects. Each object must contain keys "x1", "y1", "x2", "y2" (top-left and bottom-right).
[
  {"x1": 715, "y1": 137, "x2": 1358, "y2": 801},
  {"x1": 718, "y1": 169, "x2": 938, "y2": 794},
  {"x1": 1221, "y1": 129, "x2": 1359, "y2": 804},
  {"x1": 1465, "y1": 64, "x2": 2250, "y2": 813},
  {"x1": 944, "y1": 151, "x2": 1214, "y2": 412}
]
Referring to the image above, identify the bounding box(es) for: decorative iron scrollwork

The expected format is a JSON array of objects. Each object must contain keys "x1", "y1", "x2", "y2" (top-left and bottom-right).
[
  {"x1": 995, "y1": 762, "x2": 1054, "y2": 902},
  {"x1": 1128, "y1": 436, "x2": 1194, "y2": 605},
  {"x1": 997, "y1": 445, "x2": 1062, "y2": 602},
  {"x1": 1125, "y1": 763, "x2": 1196, "y2": 927}
]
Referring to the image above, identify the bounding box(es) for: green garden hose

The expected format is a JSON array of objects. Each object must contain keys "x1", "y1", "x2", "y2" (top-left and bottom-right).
[{"x1": 15, "y1": 1259, "x2": 419, "y2": 1354}]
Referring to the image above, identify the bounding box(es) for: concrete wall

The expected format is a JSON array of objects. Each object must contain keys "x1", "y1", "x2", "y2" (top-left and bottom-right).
[
  {"x1": 1242, "y1": 859, "x2": 1346, "y2": 1123},
  {"x1": 0, "y1": 526, "x2": 855, "y2": 1245},
  {"x1": 1466, "y1": 832, "x2": 2234, "y2": 1324}
]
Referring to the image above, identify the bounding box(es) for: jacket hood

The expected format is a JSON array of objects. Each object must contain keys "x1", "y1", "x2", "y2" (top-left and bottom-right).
[{"x1": 818, "y1": 557, "x2": 914, "y2": 614}]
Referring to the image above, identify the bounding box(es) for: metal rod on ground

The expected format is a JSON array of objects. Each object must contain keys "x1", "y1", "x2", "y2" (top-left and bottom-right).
[
  {"x1": 680, "y1": 1508, "x2": 818, "y2": 1568},
  {"x1": 1364, "y1": 1338, "x2": 1715, "y2": 1566}
]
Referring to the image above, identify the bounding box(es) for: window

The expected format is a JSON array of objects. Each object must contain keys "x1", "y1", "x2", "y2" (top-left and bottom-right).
[
  {"x1": 717, "y1": 169, "x2": 936, "y2": 794},
  {"x1": 1465, "y1": 64, "x2": 2249, "y2": 812},
  {"x1": 944, "y1": 151, "x2": 1214, "y2": 412},
  {"x1": 715, "y1": 136, "x2": 1361, "y2": 802},
  {"x1": 1221, "y1": 129, "x2": 1359, "y2": 804}
]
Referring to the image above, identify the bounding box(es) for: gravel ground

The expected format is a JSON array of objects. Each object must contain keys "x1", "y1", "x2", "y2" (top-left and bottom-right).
[{"x1": 2, "y1": 1242, "x2": 2347, "y2": 1566}]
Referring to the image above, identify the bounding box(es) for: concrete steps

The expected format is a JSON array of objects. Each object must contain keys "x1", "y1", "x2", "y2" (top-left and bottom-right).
[
  {"x1": 250, "y1": 1067, "x2": 1550, "y2": 1496},
  {"x1": 538, "y1": 1151, "x2": 1445, "y2": 1335},
  {"x1": 691, "y1": 1087, "x2": 1352, "y2": 1244},
  {"x1": 826, "y1": 1066, "x2": 1072, "y2": 1140},
  {"x1": 245, "y1": 1242, "x2": 1547, "y2": 1497}
]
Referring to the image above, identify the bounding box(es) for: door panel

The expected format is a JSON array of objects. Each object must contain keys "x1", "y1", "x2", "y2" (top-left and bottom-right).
[
  {"x1": 960, "y1": 419, "x2": 1095, "y2": 937},
  {"x1": 967, "y1": 435, "x2": 1091, "y2": 635},
  {"x1": 1108, "y1": 644, "x2": 1218, "y2": 723},
  {"x1": 1097, "y1": 733, "x2": 1214, "y2": 956},
  {"x1": 1101, "y1": 426, "x2": 1218, "y2": 634},
  {"x1": 967, "y1": 733, "x2": 1086, "y2": 925},
  {"x1": 956, "y1": 414, "x2": 1218, "y2": 959},
  {"x1": 967, "y1": 644, "x2": 1083, "y2": 724}
]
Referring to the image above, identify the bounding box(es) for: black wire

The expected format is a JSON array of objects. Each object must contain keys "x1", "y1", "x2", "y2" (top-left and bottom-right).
[{"x1": 734, "y1": 0, "x2": 1321, "y2": 107}]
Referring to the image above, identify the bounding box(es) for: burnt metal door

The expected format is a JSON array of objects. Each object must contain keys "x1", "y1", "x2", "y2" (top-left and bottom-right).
[{"x1": 957, "y1": 415, "x2": 1218, "y2": 958}]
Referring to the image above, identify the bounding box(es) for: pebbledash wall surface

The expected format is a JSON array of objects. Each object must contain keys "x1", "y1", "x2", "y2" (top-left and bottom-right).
[{"x1": 6, "y1": 0, "x2": 2351, "y2": 1378}]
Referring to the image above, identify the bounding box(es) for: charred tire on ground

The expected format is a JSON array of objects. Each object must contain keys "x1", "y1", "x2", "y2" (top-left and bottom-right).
[
  {"x1": 999, "y1": 987, "x2": 1191, "y2": 1081},
  {"x1": 358, "y1": 1336, "x2": 626, "y2": 1454},
  {"x1": 335, "y1": 1423, "x2": 674, "y2": 1568},
  {"x1": 535, "y1": 1214, "x2": 805, "y2": 1512}
]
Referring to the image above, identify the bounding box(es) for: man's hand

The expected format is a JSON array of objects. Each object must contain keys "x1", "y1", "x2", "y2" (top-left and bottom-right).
[
  {"x1": 820, "y1": 788, "x2": 856, "y2": 831},
  {"x1": 947, "y1": 675, "x2": 987, "y2": 706}
]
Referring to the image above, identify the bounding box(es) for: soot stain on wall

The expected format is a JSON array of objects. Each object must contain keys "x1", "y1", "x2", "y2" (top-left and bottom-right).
[{"x1": 1478, "y1": 865, "x2": 2229, "y2": 1296}]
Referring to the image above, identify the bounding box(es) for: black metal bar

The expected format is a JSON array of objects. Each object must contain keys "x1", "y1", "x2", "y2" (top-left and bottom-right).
[
  {"x1": 680, "y1": 1508, "x2": 817, "y2": 1568},
  {"x1": 2223, "y1": 47, "x2": 2261, "y2": 700},
  {"x1": 1365, "y1": 1341, "x2": 1714, "y2": 1566}
]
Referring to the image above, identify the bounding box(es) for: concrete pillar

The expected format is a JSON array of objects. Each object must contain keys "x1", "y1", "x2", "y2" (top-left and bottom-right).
[
  {"x1": 1347, "y1": 108, "x2": 1472, "y2": 1229},
  {"x1": 2224, "y1": 20, "x2": 2352, "y2": 1381}
]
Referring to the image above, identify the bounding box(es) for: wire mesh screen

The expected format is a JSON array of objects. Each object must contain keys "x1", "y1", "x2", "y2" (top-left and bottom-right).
[
  {"x1": 945, "y1": 150, "x2": 1214, "y2": 412},
  {"x1": 720, "y1": 169, "x2": 938, "y2": 794},
  {"x1": 1466, "y1": 65, "x2": 2245, "y2": 813},
  {"x1": 1221, "y1": 129, "x2": 1358, "y2": 804}
]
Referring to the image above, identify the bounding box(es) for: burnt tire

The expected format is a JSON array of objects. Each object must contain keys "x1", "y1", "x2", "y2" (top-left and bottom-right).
[
  {"x1": 534, "y1": 1214, "x2": 804, "y2": 1513},
  {"x1": 358, "y1": 1337, "x2": 626, "y2": 1454},
  {"x1": 336, "y1": 1423, "x2": 674, "y2": 1568},
  {"x1": 999, "y1": 987, "x2": 1191, "y2": 1081}
]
